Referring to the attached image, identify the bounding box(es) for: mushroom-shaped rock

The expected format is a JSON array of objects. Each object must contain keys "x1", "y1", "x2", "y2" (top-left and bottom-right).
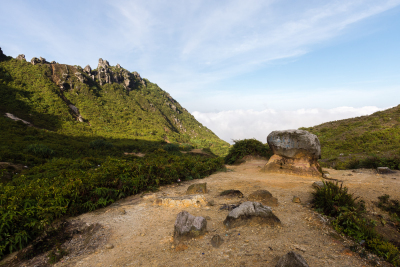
[
  {"x1": 174, "y1": 211, "x2": 207, "y2": 241},
  {"x1": 16, "y1": 54, "x2": 26, "y2": 61},
  {"x1": 223, "y1": 201, "x2": 280, "y2": 229},
  {"x1": 275, "y1": 251, "x2": 309, "y2": 267},
  {"x1": 262, "y1": 130, "x2": 322, "y2": 177}
]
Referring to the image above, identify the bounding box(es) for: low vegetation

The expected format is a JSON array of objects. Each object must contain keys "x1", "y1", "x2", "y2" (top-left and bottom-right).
[
  {"x1": 301, "y1": 105, "x2": 400, "y2": 170},
  {"x1": 224, "y1": 139, "x2": 272, "y2": 165},
  {"x1": 312, "y1": 181, "x2": 400, "y2": 266}
]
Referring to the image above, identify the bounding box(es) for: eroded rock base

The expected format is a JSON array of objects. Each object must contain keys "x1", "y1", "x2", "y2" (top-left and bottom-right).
[{"x1": 261, "y1": 154, "x2": 322, "y2": 177}]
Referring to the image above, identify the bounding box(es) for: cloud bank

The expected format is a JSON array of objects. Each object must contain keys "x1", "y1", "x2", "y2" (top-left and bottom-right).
[{"x1": 192, "y1": 106, "x2": 386, "y2": 143}]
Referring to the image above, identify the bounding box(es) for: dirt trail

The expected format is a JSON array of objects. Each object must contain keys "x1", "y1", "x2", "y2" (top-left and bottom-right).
[{"x1": 7, "y1": 160, "x2": 400, "y2": 267}]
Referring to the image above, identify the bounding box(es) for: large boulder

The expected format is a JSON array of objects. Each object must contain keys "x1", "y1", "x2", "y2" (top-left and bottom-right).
[
  {"x1": 223, "y1": 201, "x2": 280, "y2": 229},
  {"x1": 275, "y1": 251, "x2": 309, "y2": 267},
  {"x1": 174, "y1": 211, "x2": 207, "y2": 241},
  {"x1": 16, "y1": 54, "x2": 26, "y2": 61},
  {"x1": 262, "y1": 130, "x2": 322, "y2": 177}
]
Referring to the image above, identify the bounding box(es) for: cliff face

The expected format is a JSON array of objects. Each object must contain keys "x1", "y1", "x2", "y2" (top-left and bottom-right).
[{"x1": 0, "y1": 50, "x2": 229, "y2": 154}]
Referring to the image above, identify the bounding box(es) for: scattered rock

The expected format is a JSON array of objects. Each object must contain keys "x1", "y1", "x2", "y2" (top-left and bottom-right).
[
  {"x1": 262, "y1": 130, "x2": 322, "y2": 177},
  {"x1": 342, "y1": 173, "x2": 353, "y2": 176},
  {"x1": 312, "y1": 181, "x2": 325, "y2": 190},
  {"x1": 16, "y1": 54, "x2": 26, "y2": 61},
  {"x1": 186, "y1": 183, "x2": 207, "y2": 194},
  {"x1": 211, "y1": 234, "x2": 223, "y2": 248},
  {"x1": 223, "y1": 201, "x2": 281, "y2": 229},
  {"x1": 207, "y1": 200, "x2": 215, "y2": 206},
  {"x1": 276, "y1": 251, "x2": 309, "y2": 267},
  {"x1": 220, "y1": 189, "x2": 244, "y2": 198},
  {"x1": 377, "y1": 167, "x2": 394, "y2": 174},
  {"x1": 154, "y1": 195, "x2": 207, "y2": 207},
  {"x1": 322, "y1": 173, "x2": 332, "y2": 179},
  {"x1": 248, "y1": 190, "x2": 278, "y2": 206},
  {"x1": 219, "y1": 203, "x2": 241, "y2": 211},
  {"x1": 118, "y1": 208, "x2": 126, "y2": 215},
  {"x1": 174, "y1": 211, "x2": 207, "y2": 241},
  {"x1": 292, "y1": 196, "x2": 301, "y2": 203},
  {"x1": 105, "y1": 244, "x2": 114, "y2": 249},
  {"x1": 205, "y1": 216, "x2": 211, "y2": 220}
]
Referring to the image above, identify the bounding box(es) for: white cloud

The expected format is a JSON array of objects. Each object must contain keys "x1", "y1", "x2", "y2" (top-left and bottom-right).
[{"x1": 192, "y1": 106, "x2": 386, "y2": 143}]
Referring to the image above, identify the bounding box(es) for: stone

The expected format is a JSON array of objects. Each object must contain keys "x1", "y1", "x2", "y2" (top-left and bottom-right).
[
  {"x1": 248, "y1": 190, "x2": 278, "y2": 206},
  {"x1": 39, "y1": 57, "x2": 48, "y2": 64},
  {"x1": 83, "y1": 65, "x2": 92, "y2": 74},
  {"x1": 275, "y1": 251, "x2": 309, "y2": 267},
  {"x1": 186, "y1": 183, "x2": 207, "y2": 194},
  {"x1": 16, "y1": 54, "x2": 26, "y2": 61},
  {"x1": 211, "y1": 234, "x2": 223, "y2": 248},
  {"x1": 312, "y1": 181, "x2": 325, "y2": 190},
  {"x1": 219, "y1": 203, "x2": 240, "y2": 211},
  {"x1": 262, "y1": 130, "x2": 322, "y2": 177},
  {"x1": 207, "y1": 200, "x2": 215, "y2": 206},
  {"x1": 118, "y1": 208, "x2": 126, "y2": 215},
  {"x1": 323, "y1": 173, "x2": 332, "y2": 179},
  {"x1": 174, "y1": 211, "x2": 207, "y2": 241},
  {"x1": 223, "y1": 201, "x2": 281, "y2": 229},
  {"x1": 154, "y1": 195, "x2": 207, "y2": 208},
  {"x1": 0, "y1": 47, "x2": 4, "y2": 58},
  {"x1": 292, "y1": 196, "x2": 301, "y2": 203},
  {"x1": 116, "y1": 63, "x2": 121, "y2": 68},
  {"x1": 31, "y1": 57, "x2": 40, "y2": 65},
  {"x1": 220, "y1": 189, "x2": 244, "y2": 198},
  {"x1": 50, "y1": 61, "x2": 56, "y2": 64},
  {"x1": 377, "y1": 167, "x2": 394, "y2": 174},
  {"x1": 105, "y1": 244, "x2": 114, "y2": 249}
]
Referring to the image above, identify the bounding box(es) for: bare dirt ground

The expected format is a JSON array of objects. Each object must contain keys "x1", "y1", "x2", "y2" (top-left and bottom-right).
[{"x1": 3, "y1": 159, "x2": 400, "y2": 267}]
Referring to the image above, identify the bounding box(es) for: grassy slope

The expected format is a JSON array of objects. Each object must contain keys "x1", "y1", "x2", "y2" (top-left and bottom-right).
[
  {"x1": 301, "y1": 105, "x2": 400, "y2": 169},
  {"x1": 0, "y1": 56, "x2": 229, "y2": 157}
]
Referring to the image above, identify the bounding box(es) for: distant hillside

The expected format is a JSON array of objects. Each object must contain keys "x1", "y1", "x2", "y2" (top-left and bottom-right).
[
  {"x1": 301, "y1": 105, "x2": 400, "y2": 169},
  {"x1": 0, "y1": 49, "x2": 229, "y2": 158}
]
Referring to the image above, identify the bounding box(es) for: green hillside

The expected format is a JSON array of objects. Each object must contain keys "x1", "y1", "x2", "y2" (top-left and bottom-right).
[
  {"x1": 301, "y1": 105, "x2": 400, "y2": 169},
  {"x1": 0, "y1": 51, "x2": 229, "y2": 161},
  {"x1": 0, "y1": 48, "x2": 228, "y2": 259}
]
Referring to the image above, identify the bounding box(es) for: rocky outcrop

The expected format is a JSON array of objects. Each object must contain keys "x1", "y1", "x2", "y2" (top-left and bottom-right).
[
  {"x1": 68, "y1": 104, "x2": 84, "y2": 122},
  {"x1": 262, "y1": 130, "x2": 322, "y2": 177},
  {"x1": 31, "y1": 57, "x2": 41, "y2": 65},
  {"x1": 223, "y1": 201, "x2": 281, "y2": 229},
  {"x1": 83, "y1": 65, "x2": 92, "y2": 74},
  {"x1": 16, "y1": 54, "x2": 26, "y2": 61},
  {"x1": 276, "y1": 251, "x2": 309, "y2": 267},
  {"x1": 30, "y1": 57, "x2": 50, "y2": 65},
  {"x1": 174, "y1": 211, "x2": 207, "y2": 241}
]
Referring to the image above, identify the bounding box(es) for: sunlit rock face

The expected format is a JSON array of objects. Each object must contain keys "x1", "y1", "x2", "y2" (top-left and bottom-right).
[{"x1": 262, "y1": 129, "x2": 322, "y2": 177}]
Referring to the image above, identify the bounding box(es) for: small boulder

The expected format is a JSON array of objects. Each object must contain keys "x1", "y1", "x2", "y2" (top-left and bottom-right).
[
  {"x1": 292, "y1": 196, "x2": 301, "y2": 203},
  {"x1": 377, "y1": 167, "x2": 394, "y2": 174},
  {"x1": 220, "y1": 189, "x2": 244, "y2": 198},
  {"x1": 312, "y1": 181, "x2": 325, "y2": 190},
  {"x1": 248, "y1": 190, "x2": 278, "y2": 206},
  {"x1": 223, "y1": 201, "x2": 280, "y2": 229},
  {"x1": 211, "y1": 234, "x2": 224, "y2": 248},
  {"x1": 322, "y1": 173, "x2": 332, "y2": 179},
  {"x1": 186, "y1": 183, "x2": 207, "y2": 194},
  {"x1": 276, "y1": 251, "x2": 309, "y2": 267},
  {"x1": 16, "y1": 54, "x2": 26, "y2": 61},
  {"x1": 174, "y1": 211, "x2": 207, "y2": 241}
]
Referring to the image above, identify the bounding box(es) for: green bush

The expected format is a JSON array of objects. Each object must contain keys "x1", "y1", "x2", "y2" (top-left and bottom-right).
[
  {"x1": 89, "y1": 139, "x2": 113, "y2": 150},
  {"x1": 224, "y1": 139, "x2": 272, "y2": 165},
  {"x1": 26, "y1": 144, "x2": 55, "y2": 158},
  {"x1": 0, "y1": 154, "x2": 224, "y2": 258},
  {"x1": 163, "y1": 143, "x2": 180, "y2": 152},
  {"x1": 312, "y1": 181, "x2": 400, "y2": 266}
]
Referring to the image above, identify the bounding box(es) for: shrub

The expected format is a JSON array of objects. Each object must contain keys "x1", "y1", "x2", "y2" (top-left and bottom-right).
[
  {"x1": 26, "y1": 144, "x2": 55, "y2": 158},
  {"x1": 163, "y1": 143, "x2": 180, "y2": 152},
  {"x1": 312, "y1": 182, "x2": 400, "y2": 266},
  {"x1": 224, "y1": 139, "x2": 272, "y2": 165},
  {"x1": 89, "y1": 139, "x2": 113, "y2": 150}
]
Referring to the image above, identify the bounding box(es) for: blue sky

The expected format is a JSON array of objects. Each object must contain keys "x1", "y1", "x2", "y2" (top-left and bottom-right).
[{"x1": 1, "y1": 0, "x2": 400, "y2": 142}]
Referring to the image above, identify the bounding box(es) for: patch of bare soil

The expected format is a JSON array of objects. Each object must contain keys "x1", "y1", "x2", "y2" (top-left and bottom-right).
[{"x1": 3, "y1": 160, "x2": 400, "y2": 267}]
